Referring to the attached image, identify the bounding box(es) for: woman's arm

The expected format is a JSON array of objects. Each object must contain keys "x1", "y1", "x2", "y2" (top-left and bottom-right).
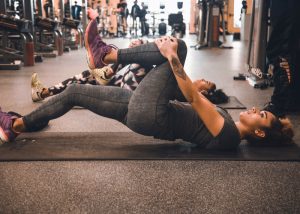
[{"x1": 155, "y1": 37, "x2": 224, "y2": 137}]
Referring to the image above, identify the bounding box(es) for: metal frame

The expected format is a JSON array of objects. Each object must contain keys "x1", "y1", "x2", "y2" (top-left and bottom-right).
[{"x1": 246, "y1": 0, "x2": 270, "y2": 87}]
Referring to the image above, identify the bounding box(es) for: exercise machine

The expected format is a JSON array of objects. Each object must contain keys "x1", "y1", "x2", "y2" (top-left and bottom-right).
[
  {"x1": 158, "y1": 3, "x2": 166, "y2": 36},
  {"x1": 60, "y1": 0, "x2": 84, "y2": 51},
  {"x1": 34, "y1": 0, "x2": 63, "y2": 57},
  {"x1": 193, "y1": 0, "x2": 231, "y2": 49},
  {"x1": 62, "y1": 17, "x2": 83, "y2": 50},
  {"x1": 0, "y1": 0, "x2": 35, "y2": 70},
  {"x1": 168, "y1": 2, "x2": 186, "y2": 38},
  {"x1": 245, "y1": 0, "x2": 271, "y2": 89}
]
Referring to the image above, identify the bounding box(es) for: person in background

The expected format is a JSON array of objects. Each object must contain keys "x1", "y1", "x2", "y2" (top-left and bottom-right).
[
  {"x1": 263, "y1": 0, "x2": 300, "y2": 117},
  {"x1": 64, "y1": 0, "x2": 71, "y2": 18},
  {"x1": 43, "y1": 0, "x2": 53, "y2": 18},
  {"x1": 130, "y1": 0, "x2": 140, "y2": 35},
  {"x1": 139, "y1": 2, "x2": 147, "y2": 36},
  {"x1": 71, "y1": 1, "x2": 82, "y2": 20},
  {"x1": 117, "y1": 0, "x2": 129, "y2": 34}
]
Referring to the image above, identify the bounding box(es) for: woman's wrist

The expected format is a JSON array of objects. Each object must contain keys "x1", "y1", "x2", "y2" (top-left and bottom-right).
[{"x1": 167, "y1": 54, "x2": 179, "y2": 62}]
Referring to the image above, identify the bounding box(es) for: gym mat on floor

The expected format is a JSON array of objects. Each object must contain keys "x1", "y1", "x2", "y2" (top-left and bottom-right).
[
  {"x1": 218, "y1": 96, "x2": 247, "y2": 109},
  {"x1": 0, "y1": 132, "x2": 299, "y2": 161},
  {"x1": 71, "y1": 96, "x2": 247, "y2": 110}
]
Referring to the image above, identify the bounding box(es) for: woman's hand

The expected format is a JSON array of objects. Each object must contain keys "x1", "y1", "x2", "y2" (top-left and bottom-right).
[
  {"x1": 129, "y1": 39, "x2": 144, "y2": 48},
  {"x1": 155, "y1": 36, "x2": 178, "y2": 61}
]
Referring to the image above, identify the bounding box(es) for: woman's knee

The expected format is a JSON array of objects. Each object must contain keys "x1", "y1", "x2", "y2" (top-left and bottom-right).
[{"x1": 60, "y1": 83, "x2": 81, "y2": 104}]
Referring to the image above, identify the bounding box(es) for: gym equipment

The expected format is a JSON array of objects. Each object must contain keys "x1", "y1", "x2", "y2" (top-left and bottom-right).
[
  {"x1": 34, "y1": 0, "x2": 63, "y2": 57},
  {"x1": 233, "y1": 72, "x2": 273, "y2": 90},
  {"x1": 157, "y1": 4, "x2": 167, "y2": 36},
  {"x1": 168, "y1": 13, "x2": 185, "y2": 38},
  {"x1": 59, "y1": 0, "x2": 84, "y2": 51},
  {"x1": 0, "y1": 132, "x2": 299, "y2": 161},
  {"x1": 0, "y1": 15, "x2": 34, "y2": 69},
  {"x1": 34, "y1": 16, "x2": 63, "y2": 57},
  {"x1": 245, "y1": 0, "x2": 270, "y2": 89},
  {"x1": 168, "y1": 2, "x2": 186, "y2": 38},
  {"x1": 148, "y1": 11, "x2": 159, "y2": 37},
  {"x1": 0, "y1": 0, "x2": 35, "y2": 70},
  {"x1": 158, "y1": 19, "x2": 166, "y2": 36},
  {"x1": 62, "y1": 18, "x2": 83, "y2": 50},
  {"x1": 193, "y1": 0, "x2": 231, "y2": 49},
  {"x1": 233, "y1": 73, "x2": 247, "y2": 81}
]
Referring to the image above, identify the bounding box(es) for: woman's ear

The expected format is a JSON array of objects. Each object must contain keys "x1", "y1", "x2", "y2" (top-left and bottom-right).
[
  {"x1": 254, "y1": 129, "x2": 266, "y2": 138},
  {"x1": 200, "y1": 90, "x2": 208, "y2": 95}
]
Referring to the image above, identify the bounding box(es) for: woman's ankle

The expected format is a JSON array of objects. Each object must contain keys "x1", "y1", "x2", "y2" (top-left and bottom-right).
[
  {"x1": 12, "y1": 118, "x2": 25, "y2": 133},
  {"x1": 103, "y1": 49, "x2": 118, "y2": 64},
  {"x1": 41, "y1": 88, "x2": 50, "y2": 99}
]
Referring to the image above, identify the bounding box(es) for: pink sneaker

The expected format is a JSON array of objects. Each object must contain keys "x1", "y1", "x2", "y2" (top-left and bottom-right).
[
  {"x1": 0, "y1": 108, "x2": 19, "y2": 144},
  {"x1": 84, "y1": 19, "x2": 115, "y2": 69}
]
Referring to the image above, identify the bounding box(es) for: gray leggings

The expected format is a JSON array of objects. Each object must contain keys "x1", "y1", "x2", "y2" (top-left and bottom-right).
[{"x1": 23, "y1": 40, "x2": 187, "y2": 139}]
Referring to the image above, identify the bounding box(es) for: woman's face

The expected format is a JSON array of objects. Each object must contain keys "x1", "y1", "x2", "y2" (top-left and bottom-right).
[
  {"x1": 193, "y1": 79, "x2": 216, "y2": 92},
  {"x1": 239, "y1": 107, "x2": 276, "y2": 132}
]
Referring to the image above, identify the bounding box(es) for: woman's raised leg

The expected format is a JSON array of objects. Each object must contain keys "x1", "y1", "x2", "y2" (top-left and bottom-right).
[
  {"x1": 104, "y1": 39, "x2": 187, "y2": 67},
  {"x1": 20, "y1": 84, "x2": 132, "y2": 133}
]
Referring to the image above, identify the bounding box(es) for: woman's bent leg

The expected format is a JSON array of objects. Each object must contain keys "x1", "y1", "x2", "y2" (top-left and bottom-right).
[
  {"x1": 23, "y1": 84, "x2": 132, "y2": 130},
  {"x1": 126, "y1": 41, "x2": 188, "y2": 139}
]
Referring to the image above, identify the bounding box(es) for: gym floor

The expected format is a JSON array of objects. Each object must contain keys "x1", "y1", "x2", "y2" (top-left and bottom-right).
[{"x1": 0, "y1": 36, "x2": 299, "y2": 213}]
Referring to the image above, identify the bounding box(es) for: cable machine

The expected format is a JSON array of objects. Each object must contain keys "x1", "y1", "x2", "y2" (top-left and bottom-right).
[
  {"x1": 0, "y1": 0, "x2": 35, "y2": 70},
  {"x1": 245, "y1": 0, "x2": 271, "y2": 89}
]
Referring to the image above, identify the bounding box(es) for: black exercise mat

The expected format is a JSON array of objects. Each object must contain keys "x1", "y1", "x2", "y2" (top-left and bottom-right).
[
  {"x1": 218, "y1": 96, "x2": 247, "y2": 109},
  {"x1": 72, "y1": 96, "x2": 246, "y2": 110},
  {"x1": 0, "y1": 132, "x2": 299, "y2": 161}
]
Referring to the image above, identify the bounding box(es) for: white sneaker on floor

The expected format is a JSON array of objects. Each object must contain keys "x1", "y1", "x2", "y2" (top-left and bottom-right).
[
  {"x1": 90, "y1": 66, "x2": 113, "y2": 85},
  {"x1": 31, "y1": 73, "x2": 45, "y2": 102}
]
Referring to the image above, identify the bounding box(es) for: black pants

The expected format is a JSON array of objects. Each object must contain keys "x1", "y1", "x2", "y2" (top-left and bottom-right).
[
  {"x1": 140, "y1": 18, "x2": 146, "y2": 35},
  {"x1": 266, "y1": 0, "x2": 300, "y2": 109}
]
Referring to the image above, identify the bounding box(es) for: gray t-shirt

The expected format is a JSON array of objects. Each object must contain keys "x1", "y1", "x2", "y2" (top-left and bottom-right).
[{"x1": 168, "y1": 101, "x2": 241, "y2": 150}]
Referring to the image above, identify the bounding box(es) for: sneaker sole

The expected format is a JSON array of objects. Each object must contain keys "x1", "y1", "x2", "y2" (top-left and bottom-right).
[
  {"x1": 0, "y1": 127, "x2": 9, "y2": 144},
  {"x1": 31, "y1": 89, "x2": 43, "y2": 102},
  {"x1": 85, "y1": 20, "x2": 96, "y2": 69},
  {"x1": 31, "y1": 73, "x2": 45, "y2": 102}
]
